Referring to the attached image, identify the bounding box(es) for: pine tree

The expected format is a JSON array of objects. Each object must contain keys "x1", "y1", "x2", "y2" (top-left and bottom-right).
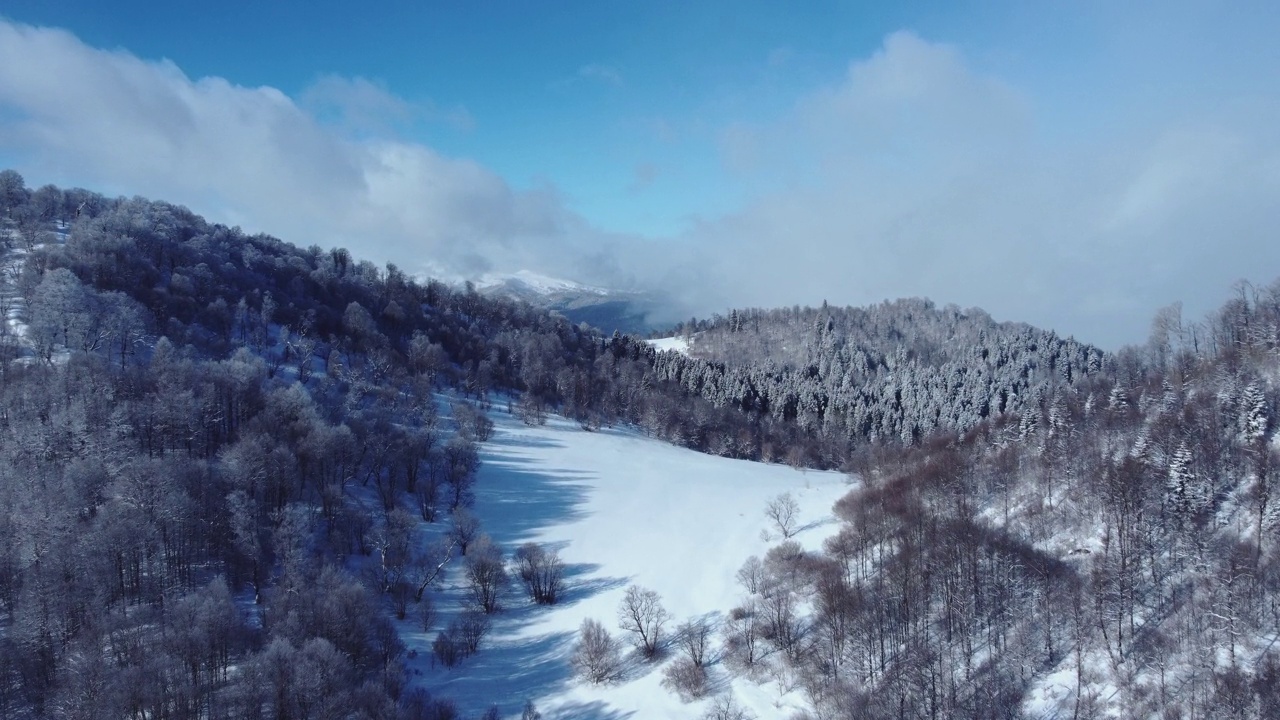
[
  {"x1": 1166, "y1": 441, "x2": 1200, "y2": 525},
  {"x1": 1241, "y1": 383, "x2": 1268, "y2": 442}
]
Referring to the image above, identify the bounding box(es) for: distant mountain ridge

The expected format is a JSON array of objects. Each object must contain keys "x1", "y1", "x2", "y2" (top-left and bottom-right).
[{"x1": 474, "y1": 270, "x2": 660, "y2": 335}]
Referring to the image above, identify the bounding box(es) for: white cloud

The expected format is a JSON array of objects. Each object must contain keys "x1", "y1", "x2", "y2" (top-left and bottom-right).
[
  {"x1": 0, "y1": 20, "x2": 598, "y2": 284},
  {"x1": 577, "y1": 64, "x2": 624, "y2": 87},
  {"x1": 2, "y1": 20, "x2": 1277, "y2": 348},
  {"x1": 300, "y1": 75, "x2": 474, "y2": 135},
  {"x1": 672, "y1": 31, "x2": 1280, "y2": 347}
]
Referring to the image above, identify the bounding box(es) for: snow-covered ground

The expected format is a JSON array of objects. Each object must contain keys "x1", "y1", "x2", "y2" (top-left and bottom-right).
[
  {"x1": 1, "y1": 227, "x2": 34, "y2": 351},
  {"x1": 404, "y1": 411, "x2": 850, "y2": 718},
  {"x1": 645, "y1": 335, "x2": 691, "y2": 357},
  {"x1": 1, "y1": 222, "x2": 70, "y2": 364}
]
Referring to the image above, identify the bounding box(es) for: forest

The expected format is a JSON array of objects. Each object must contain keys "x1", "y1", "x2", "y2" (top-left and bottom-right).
[{"x1": 1, "y1": 168, "x2": 1279, "y2": 718}]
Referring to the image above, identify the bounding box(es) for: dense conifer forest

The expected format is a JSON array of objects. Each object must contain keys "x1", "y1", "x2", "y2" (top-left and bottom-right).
[{"x1": 1, "y1": 169, "x2": 1279, "y2": 718}]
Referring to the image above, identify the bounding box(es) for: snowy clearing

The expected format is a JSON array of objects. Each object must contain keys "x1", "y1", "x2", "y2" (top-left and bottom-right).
[
  {"x1": 644, "y1": 335, "x2": 691, "y2": 357},
  {"x1": 404, "y1": 411, "x2": 850, "y2": 718}
]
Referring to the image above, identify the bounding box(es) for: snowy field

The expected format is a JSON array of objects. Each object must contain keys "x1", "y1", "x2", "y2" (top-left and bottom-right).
[
  {"x1": 644, "y1": 335, "x2": 691, "y2": 356},
  {"x1": 403, "y1": 410, "x2": 850, "y2": 718}
]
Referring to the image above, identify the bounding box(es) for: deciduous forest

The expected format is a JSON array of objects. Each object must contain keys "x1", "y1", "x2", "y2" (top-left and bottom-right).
[{"x1": 1, "y1": 171, "x2": 1278, "y2": 718}]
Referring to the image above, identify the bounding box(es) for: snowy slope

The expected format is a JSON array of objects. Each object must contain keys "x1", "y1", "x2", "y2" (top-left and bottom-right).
[
  {"x1": 474, "y1": 270, "x2": 613, "y2": 298},
  {"x1": 1, "y1": 221, "x2": 69, "y2": 363},
  {"x1": 644, "y1": 335, "x2": 692, "y2": 357},
  {"x1": 403, "y1": 411, "x2": 850, "y2": 718},
  {"x1": 473, "y1": 270, "x2": 660, "y2": 335}
]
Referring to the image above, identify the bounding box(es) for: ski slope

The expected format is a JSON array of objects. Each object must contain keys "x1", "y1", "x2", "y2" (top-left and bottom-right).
[{"x1": 403, "y1": 411, "x2": 851, "y2": 718}]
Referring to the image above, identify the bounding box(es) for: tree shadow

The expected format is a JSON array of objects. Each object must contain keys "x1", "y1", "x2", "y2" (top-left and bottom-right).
[
  {"x1": 404, "y1": 414, "x2": 637, "y2": 717},
  {"x1": 703, "y1": 666, "x2": 735, "y2": 697},
  {"x1": 490, "y1": 433, "x2": 563, "y2": 450},
  {"x1": 429, "y1": 628, "x2": 577, "y2": 706},
  {"x1": 552, "y1": 701, "x2": 636, "y2": 720},
  {"x1": 556, "y1": 565, "x2": 629, "y2": 609},
  {"x1": 613, "y1": 645, "x2": 669, "y2": 685},
  {"x1": 473, "y1": 421, "x2": 597, "y2": 547},
  {"x1": 795, "y1": 516, "x2": 837, "y2": 535}
]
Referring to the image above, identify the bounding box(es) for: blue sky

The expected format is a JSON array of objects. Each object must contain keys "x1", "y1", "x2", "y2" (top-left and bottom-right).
[
  {"x1": 0, "y1": 1, "x2": 967, "y2": 235},
  {"x1": 2, "y1": 2, "x2": 1279, "y2": 346}
]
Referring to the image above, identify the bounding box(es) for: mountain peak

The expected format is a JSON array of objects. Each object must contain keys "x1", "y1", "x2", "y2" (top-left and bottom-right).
[
  {"x1": 473, "y1": 269, "x2": 612, "y2": 299},
  {"x1": 474, "y1": 269, "x2": 660, "y2": 335}
]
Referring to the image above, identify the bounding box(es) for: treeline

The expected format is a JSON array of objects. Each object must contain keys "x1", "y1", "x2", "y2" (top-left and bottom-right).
[{"x1": 663, "y1": 300, "x2": 1106, "y2": 450}]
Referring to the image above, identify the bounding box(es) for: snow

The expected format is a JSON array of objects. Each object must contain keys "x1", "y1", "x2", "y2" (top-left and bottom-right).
[
  {"x1": 645, "y1": 336, "x2": 691, "y2": 357},
  {"x1": 2, "y1": 222, "x2": 73, "y2": 363},
  {"x1": 1, "y1": 229, "x2": 44, "y2": 363},
  {"x1": 475, "y1": 269, "x2": 612, "y2": 298},
  {"x1": 403, "y1": 410, "x2": 850, "y2": 718},
  {"x1": 2, "y1": 248, "x2": 29, "y2": 338}
]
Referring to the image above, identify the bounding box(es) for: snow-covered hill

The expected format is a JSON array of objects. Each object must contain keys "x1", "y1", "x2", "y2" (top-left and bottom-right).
[
  {"x1": 475, "y1": 270, "x2": 614, "y2": 300},
  {"x1": 404, "y1": 410, "x2": 850, "y2": 718}
]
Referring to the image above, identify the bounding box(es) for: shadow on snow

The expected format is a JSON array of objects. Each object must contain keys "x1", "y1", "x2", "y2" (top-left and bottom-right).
[{"x1": 404, "y1": 416, "x2": 634, "y2": 718}]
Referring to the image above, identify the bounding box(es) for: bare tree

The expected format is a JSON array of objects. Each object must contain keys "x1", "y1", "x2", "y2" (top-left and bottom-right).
[
  {"x1": 432, "y1": 630, "x2": 463, "y2": 668},
  {"x1": 677, "y1": 616, "x2": 714, "y2": 667},
  {"x1": 736, "y1": 555, "x2": 770, "y2": 596},
  {"x1": 618, "y1": 585, "x2": 670, "y2": 658},
  {"x1": 452, "y1": 401, "x2": 495, "y2": 441},
  {"x1": 763, "y1": 539, "x2": 808, "y2": 592},
  {"x1": 513, "y1": 542, "x2": 565, "y2": 605},
  {"x1": 703, "y1": 693, "x2": 756, "y2": 720},
  {"x1": 759, "y1": 585, "x2": 804, "y2": 662},
  {"x1": 723, "y1": 601, "x2": 763, "y2": 670},
  {"x1": 443, "y1": 437, "x2": 481, "y2": 510},
  {"x1": 418, "y1": 593, "x2": 436, "y2": 633},
  {"x1": 455, "y1": 609, "x2": 490, "y2": 654},
  {"x1": 465, "y1": 535, "x2": 507, "y2": 614},
  {"x1": 419, "y1": 466, "x2": 445, "y2": 520},
  {"x1": 450, "y1": 508, "x2": 481, "y2": 556},
  {"x1": 370, "y1": 508, "x2": 415, "y2": 597},
  {"x1": 573, "y1": 618, "x2": 622, "y2": 684},
  {"x1": 765, "y1": 492, "x2": 801, "y2": 539},
  {"x1": 408, "y1": 536, "x2": 455, "y2": 602},
  {"x1": 227, "y1": 490, "x2": 265, "y2": 603},
  {"x1": 662, "y1": 657, "x2": 709, "y2": 702},
  {"x1": 432, "y1": 609, "x2": 491, "y2": 668}
]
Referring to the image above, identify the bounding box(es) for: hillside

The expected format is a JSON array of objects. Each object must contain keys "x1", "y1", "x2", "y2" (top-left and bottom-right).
[
  {"x1": 2, "y1": 171, "x2": 1280, "y2": 719},
  {"x1": 644, "y1": 300, "x2": 1106, "y2": 462}
]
